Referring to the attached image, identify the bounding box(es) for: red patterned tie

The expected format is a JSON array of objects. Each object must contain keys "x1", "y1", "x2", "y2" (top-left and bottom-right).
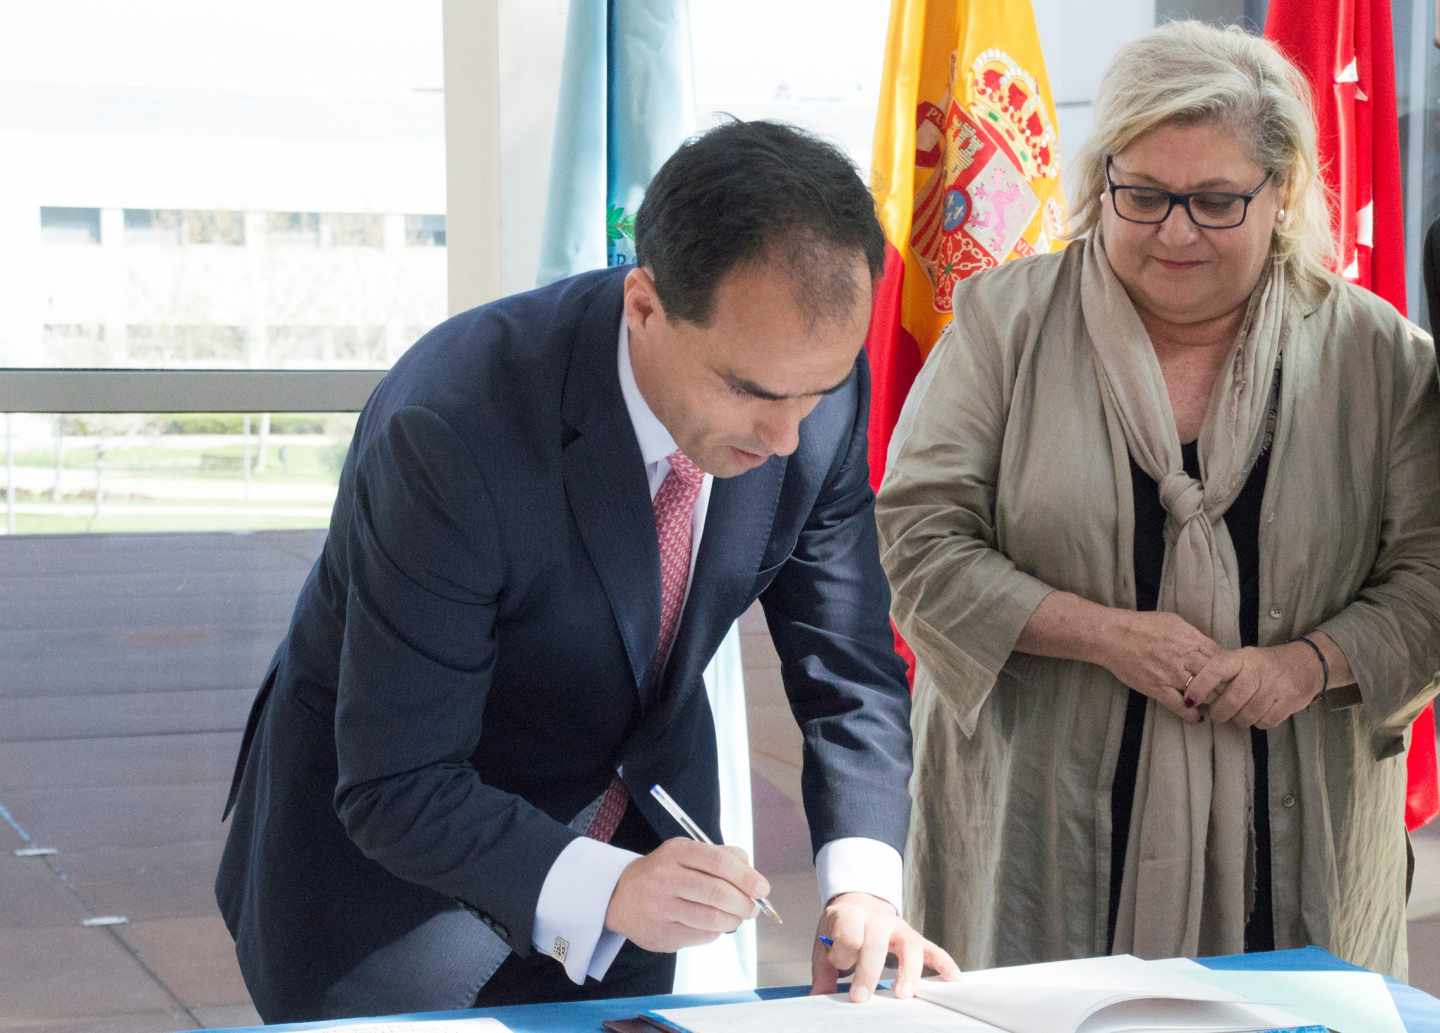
[{"x1": 585, "y1": 449, "x2": 705, "y2": 842}]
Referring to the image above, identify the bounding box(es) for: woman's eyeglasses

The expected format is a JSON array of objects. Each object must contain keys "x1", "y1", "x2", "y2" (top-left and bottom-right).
[{"x1": 1105, "y1": 157, "x2": 1273, "y2": 229}]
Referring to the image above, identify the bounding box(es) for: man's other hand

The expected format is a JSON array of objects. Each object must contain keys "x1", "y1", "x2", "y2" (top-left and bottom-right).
[{"x1": 811, "y1": 892, "x2": 961, "y2": 1002}]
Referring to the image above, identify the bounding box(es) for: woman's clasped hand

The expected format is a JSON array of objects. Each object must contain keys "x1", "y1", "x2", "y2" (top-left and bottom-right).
[
  {"x1": 1181, "y1": 642, "x2": 1326, "y2": 730},
  {"x1": 1097, "y1": 612, "x2": 1330, "y2": 730}
]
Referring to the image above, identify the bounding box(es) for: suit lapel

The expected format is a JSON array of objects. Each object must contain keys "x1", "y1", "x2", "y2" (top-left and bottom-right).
[{"x1": 561, "y1": 274, "x2": 661, "y2": 692}]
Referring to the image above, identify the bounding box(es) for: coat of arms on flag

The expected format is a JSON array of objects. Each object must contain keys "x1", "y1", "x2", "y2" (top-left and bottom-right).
[
  {"x1": 865, "y1": 0, "x2": 1068, "y2": 495},
  {"x1": 909, "y1": 48, "x2": 1064, "y2": 313}
]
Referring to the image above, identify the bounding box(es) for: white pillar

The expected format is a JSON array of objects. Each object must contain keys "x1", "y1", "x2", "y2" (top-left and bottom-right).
[{"x1": 442, "y1": 0, "x2": 504, "y2": 315}]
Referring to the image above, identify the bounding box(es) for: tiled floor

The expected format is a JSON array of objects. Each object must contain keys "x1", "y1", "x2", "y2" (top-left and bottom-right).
[
  {"x1": 0, "y1": 530, "x2": 1435, "y2": 1031},
  {"x1": 0, "y1": 532, "x2": 303, "y2": 1032}
]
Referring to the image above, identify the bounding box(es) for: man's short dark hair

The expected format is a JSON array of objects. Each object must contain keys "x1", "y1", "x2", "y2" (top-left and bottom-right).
[{"x1": 634, "y1": 119, "x2": 886, "y2": 326}]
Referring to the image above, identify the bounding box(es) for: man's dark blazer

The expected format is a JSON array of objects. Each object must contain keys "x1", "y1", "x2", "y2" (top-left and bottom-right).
[{"x1": 215, "y1": 267, "x2": 912, "y2": 1022}]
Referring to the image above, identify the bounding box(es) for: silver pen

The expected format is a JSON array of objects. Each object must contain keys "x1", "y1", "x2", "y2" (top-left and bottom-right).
[{"x1": 649, "y1": 783, "x2": 783, "y2": 924}]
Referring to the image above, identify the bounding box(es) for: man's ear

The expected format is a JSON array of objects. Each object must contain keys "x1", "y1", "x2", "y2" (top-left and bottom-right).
[{"x1": 623, "y1": 266, "x2": 665, "y2": 332}]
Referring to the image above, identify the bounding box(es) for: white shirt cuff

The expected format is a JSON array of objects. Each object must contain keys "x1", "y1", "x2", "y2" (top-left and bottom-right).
[
  {"x1": 815, "y1": 837, "x2": 904, "y2": 916},
  {"x1": 532, "y1": 836, "x2": 640, "y2": 985}
]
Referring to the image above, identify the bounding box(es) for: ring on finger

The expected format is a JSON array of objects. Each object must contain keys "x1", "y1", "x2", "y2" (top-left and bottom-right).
[{"x1": 1183, "y1": 670, "x2": 1197, "y2": 693}]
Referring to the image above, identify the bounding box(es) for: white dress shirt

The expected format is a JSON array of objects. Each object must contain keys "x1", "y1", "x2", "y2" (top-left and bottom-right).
[{"x1": 530, "y1": 318, "x2": 903, "y2": 985}]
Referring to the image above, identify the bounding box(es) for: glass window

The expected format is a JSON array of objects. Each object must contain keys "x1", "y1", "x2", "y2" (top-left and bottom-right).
[
  {"x1": 123, "y1": 209, "x2": 246, "y2": 245},
  {"x1": 124, "y1": 208, "x2": 183, "y2": 244},
  {"x1": 42, "y1": 323, "x2": 109, "y2": 364},
  {"x1": 269, "y1": 325, "x2": 387, "y2": 367},
  {"x1": 405, "y1": 213, "x2": 446, "y2": 247},
  {"x1": 1, "y1": 3, "x2": 446, "y2": 370},
  {"x1": 183, "y1": 209, "x2": 246, "y2": 246},
  {"x1": 267, "y1": 212, "x2": 387, "y2": 248},
  {"x1": 39, "y1": 205, "x2": 101, "y2": 244},
  {"x1": 126, "y1": 325, "x2": 249, "y2": 365},
  {"x1": 321, "y1": 213, "x2": 385, "y2": 248},
  {"x1": 268, "y1": 211, "x2": 322, "y2": 245}
]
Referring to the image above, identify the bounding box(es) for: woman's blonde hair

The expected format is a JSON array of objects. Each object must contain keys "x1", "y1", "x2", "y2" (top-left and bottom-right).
[{"x1": 1069, "y1": 20, "x2": 1337, "y2": 296}]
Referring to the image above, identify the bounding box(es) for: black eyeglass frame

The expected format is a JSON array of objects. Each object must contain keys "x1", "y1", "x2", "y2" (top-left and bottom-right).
[{"x1": 1104, "y1": 156, "x2": 1274, "y2": 229}]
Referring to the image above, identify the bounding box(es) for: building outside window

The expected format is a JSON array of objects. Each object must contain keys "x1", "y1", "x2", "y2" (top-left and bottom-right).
[{"x1": 38, "y1": 205, "x2": 101, "y2": 244}]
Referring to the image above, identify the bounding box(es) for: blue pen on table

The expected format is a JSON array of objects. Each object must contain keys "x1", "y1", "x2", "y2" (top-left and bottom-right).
[{"x1": 648, "y1": 783, "x2": 782, "y2": 924}]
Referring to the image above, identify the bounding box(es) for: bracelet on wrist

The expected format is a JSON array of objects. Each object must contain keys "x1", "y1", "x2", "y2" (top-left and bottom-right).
[{"x1": 1296, "y1": 634, "x2": 1329, "y2": 700}]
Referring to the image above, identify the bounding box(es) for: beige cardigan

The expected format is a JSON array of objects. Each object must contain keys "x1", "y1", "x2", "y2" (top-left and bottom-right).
[{"x1": 876, "y1": 242, "x2": 1440, "y2": 978}]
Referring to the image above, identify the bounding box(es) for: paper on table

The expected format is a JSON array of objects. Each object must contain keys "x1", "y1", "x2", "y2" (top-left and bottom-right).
[
  {"x1": 284, "y1": 1020, "x2": 512, "y2": 1032},
  {"x1": 651, "y1": 990, "x2": 1004, "y2": 1032},
  {"x1": 1148, "y1": 958, "x2": 1406, "y2": 1033},
  {"x1": 1075, "y1": 997, "x2": 1316, "y2": 1032},
  {"x1": 652, "y1": 955, "x2": 1310, "y2": 1033},
  {"x1": 913, "y1": 955, "x2": 1309, "y2": 1033}
]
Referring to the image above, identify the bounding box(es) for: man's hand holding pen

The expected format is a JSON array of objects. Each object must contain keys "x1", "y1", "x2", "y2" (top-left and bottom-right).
[{"x1": 602, "y1": 838, "x2": 770, "y2": 952}]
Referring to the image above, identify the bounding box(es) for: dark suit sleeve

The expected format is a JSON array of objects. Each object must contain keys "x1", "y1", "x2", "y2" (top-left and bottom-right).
[
  {"x1": 332, "y1": 403, "x2": 575, "y2": 956},
  {"x1": 759, "y1": 359, "x2": 914, "y2": 858}
]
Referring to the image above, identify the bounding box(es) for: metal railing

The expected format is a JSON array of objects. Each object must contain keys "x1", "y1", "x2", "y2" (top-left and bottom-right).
[{"x1": 0, "y1": 369, "x2": 385, "y2": 535}]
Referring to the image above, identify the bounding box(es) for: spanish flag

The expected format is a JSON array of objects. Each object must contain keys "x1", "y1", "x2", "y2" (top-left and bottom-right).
[{"x1": 866, "y1": 0, "x2": 1068, "y2": 492}]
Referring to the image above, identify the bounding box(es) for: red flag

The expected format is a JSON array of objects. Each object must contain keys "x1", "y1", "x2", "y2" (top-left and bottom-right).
[
  {"x1": 1408, "y1": 708, "x2": 1440, "y2": 830},
  {"x1": 1265, "y1": 0, "x2": 1407, "y2": 304},
  {"x1": 866, "y1": 244, "x2": 926, "y2": 490},
  {"x1": 1266, "y1": 0, "x2": 1435, "y2": 831}
]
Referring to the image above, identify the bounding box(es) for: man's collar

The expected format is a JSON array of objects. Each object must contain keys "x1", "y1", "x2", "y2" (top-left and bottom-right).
[{"x1": 617, "y1": 316, "x2": 678, "y2": 467}]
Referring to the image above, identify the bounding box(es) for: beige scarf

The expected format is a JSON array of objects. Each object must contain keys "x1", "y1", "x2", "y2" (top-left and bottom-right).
[{"x1": 1080, "y1": 228, "x2": 1288, "y2": 956}]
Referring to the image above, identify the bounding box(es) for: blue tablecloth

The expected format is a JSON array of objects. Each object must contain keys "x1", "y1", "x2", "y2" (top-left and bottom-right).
[{"x1": 195, "y1": 946, "x2": 1439, "y2": 1032}]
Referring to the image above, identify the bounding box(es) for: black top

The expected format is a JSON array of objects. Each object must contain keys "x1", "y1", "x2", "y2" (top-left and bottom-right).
[
  {"x1": 1425, "y1": 218, "x2": 1440, "y2": 333},
  {"x1": 1108, "y1": 437, "x2": 1276, "y2": 952}
]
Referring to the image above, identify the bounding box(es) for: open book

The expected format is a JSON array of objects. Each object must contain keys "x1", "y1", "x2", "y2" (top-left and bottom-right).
[
  {"x1": 647, "y1": 955, "x2": 1318, "y2": 1033},
  {"x1": 266, "y1": 1022, "x2": 513, "y2": 1033}
]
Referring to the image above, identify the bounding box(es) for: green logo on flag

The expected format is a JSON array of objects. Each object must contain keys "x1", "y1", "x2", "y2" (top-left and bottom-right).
[
  {"x1": 606, "y1": 203, "x2": 636, "y2": 244},
  {"x1": 606, "y1": 203, "x2": 637, "y2": 266}
]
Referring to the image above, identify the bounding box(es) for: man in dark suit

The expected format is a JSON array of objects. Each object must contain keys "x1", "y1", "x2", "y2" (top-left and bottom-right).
[{"x1": 216, "y1": 119, "x2": 955, "y2": 1022}]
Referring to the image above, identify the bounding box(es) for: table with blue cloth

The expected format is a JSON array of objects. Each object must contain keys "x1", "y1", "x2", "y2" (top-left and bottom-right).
[{"x1": 192, "y1": 947, "x2": 1440, "y2": 1032}]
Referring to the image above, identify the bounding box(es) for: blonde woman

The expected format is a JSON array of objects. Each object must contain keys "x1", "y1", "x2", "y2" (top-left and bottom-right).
[{"x1": 877, "y1": 20, "x2": 1440, "y2": 978}]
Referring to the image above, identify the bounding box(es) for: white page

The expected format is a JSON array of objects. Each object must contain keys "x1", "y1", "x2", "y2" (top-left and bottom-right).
[
  {"x1": 1148, "y1": 959, "x2": 1406, "y2": 1033},
  {"x1": 652, "y1": 990, "x2": 1007, "y2": 1033},
  {"x1": 914, "y1": 954, "x2": 1251, "y2": 1033},
  {"x1": 284, "y1": 1021, "x2": 512, "y2": 1032},
  {"x1": 655, "y1": 956, "x2": 1322, "y2": 1033},
  {"x1": 920, "y1": 954, "x2": 1242, "y2": 995},
  {"x1": 1078, "y1": 997, "x2": 1312, "y2": 1032}
]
